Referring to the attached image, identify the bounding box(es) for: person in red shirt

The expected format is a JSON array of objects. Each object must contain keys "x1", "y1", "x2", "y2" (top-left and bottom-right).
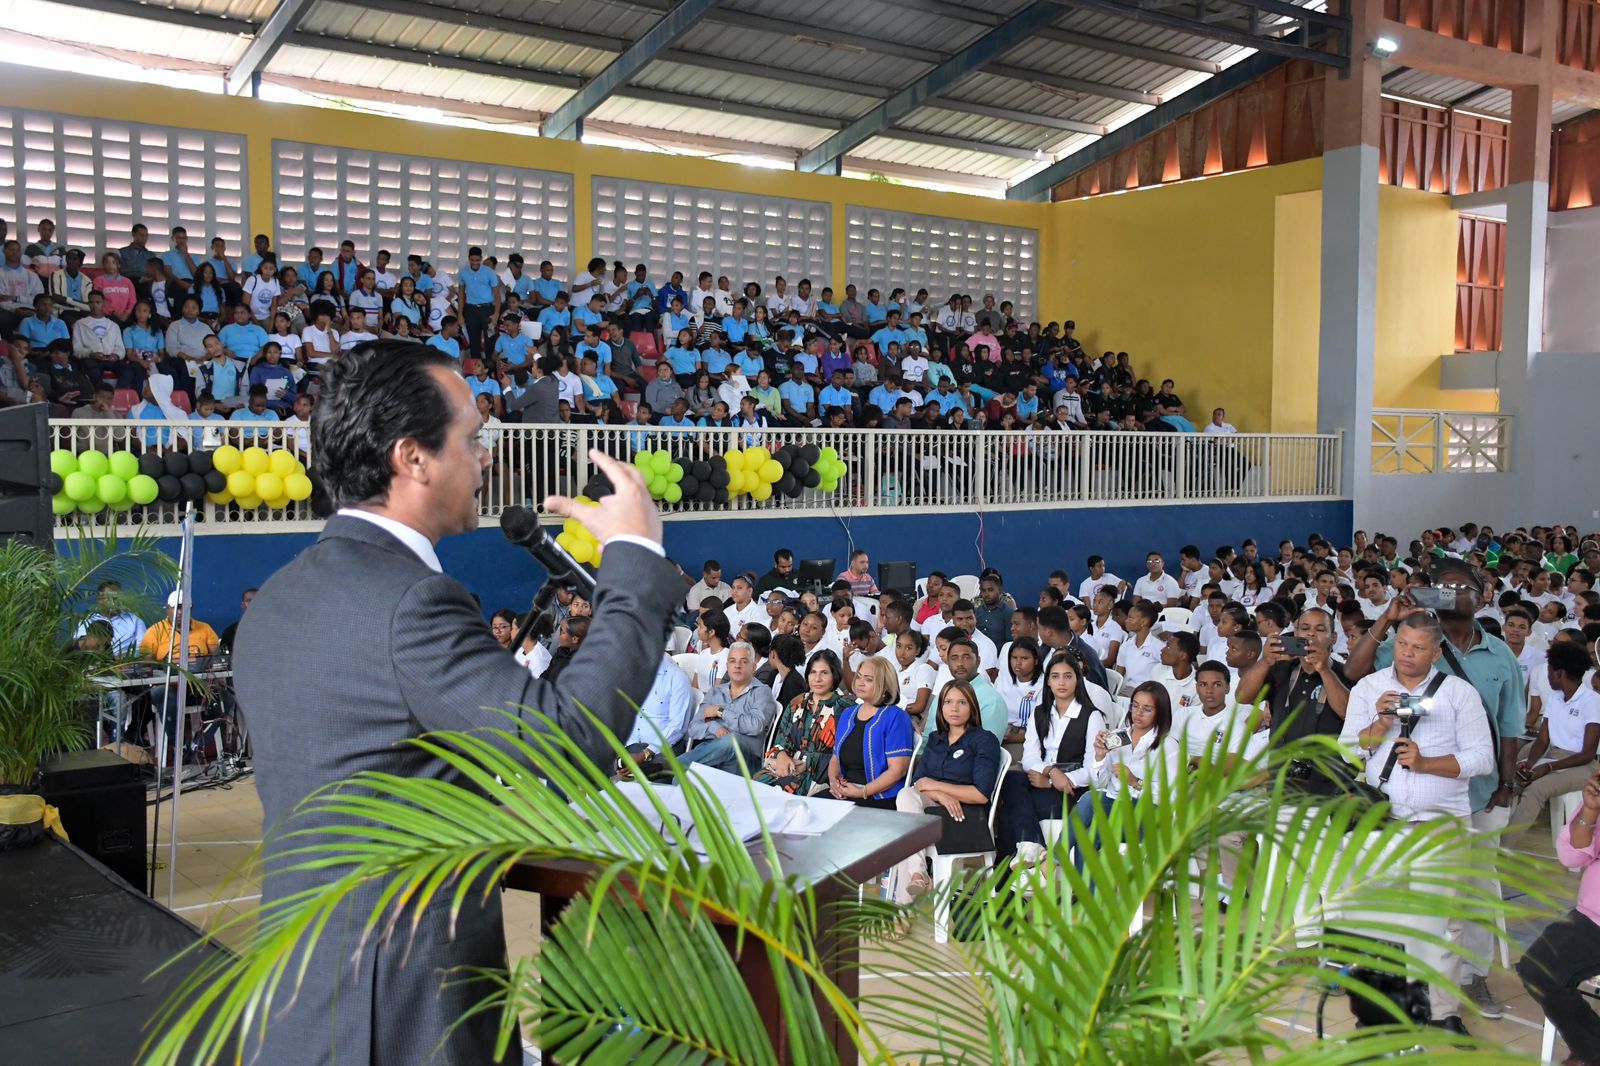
[
  {"x1": 914, "y1": 572, "x2": 948, "y2": 625},
  {"x1": 93, "y1": 251, "x2": 138, "y2": 323}
]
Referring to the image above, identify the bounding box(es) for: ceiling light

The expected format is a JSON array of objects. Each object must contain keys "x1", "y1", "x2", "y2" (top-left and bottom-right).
[{"x1": 1370, "y1": 36, "x2": 1399, "y2": 57}]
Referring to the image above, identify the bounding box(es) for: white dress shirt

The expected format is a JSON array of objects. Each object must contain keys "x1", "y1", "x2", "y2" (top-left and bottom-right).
[
  {"x1": 1090, "y1": 727, "x2": 1167, "y2": 800},
  {"x1": 1021, "y1": 699, "x2": 1108, "y2": 790},
  {"x1": 1544, "y1": 682, "x2": 1600, "y2": 752},
  {"x1": 1116, "y1": 632, "x2": 1164, "y2": 687},
  {"x1": 1340, "y1": 666, "x2": 1494, "y2": 820},
  {"x1": 626, "y1": 656, "x2": 696, "y2": 750},
  {"x1": 1133, "y1": 572, "x2": 1182, "y2": 605}
]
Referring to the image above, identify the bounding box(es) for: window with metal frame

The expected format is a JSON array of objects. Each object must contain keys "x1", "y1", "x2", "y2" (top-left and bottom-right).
[
  {"x1": 591, "y1": 176, "x2": 831, "y2": 290},
  {"x1": 0, "y1": 107, "x2": 246, "y2": 255},
  {"x1": 845, "y1": 206, "x2": 1037, "y2": 320},
  {"x1": 272, "y1": 140, "x2": 573, "y2": 272}
]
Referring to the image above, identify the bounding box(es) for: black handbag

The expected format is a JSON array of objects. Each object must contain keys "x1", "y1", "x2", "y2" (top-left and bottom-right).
[{"x1": 923, "y1": 802, "x2": 995, "y2": 854}]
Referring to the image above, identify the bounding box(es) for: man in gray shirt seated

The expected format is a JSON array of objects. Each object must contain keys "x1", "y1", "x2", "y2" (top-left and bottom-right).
[
  {"x1": 676, "y1": 642, "x2": 778, "y2": 774},
  {"x1": 644, "y1": 370, "x2": 686, "y2": 421}
]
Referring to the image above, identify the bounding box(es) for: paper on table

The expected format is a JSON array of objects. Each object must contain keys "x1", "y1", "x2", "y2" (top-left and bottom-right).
[{"x1": 582, "y1": 765, "x2": 856, "y2": 857}]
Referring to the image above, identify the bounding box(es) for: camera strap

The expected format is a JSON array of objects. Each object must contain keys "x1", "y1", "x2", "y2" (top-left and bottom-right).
[
  {"x1": 1377, "y1": 671, "x2": 1448, "y2": 786},
  {"x1": 1437, "y1": 632, "x2": 1501, "y2": 756}
]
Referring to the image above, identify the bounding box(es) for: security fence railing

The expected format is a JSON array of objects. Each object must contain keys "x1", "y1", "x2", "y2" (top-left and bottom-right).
[
  {"x1": 1370, "y1": 409, "x2": 1511, "y2": 474},
  {"x1": 50, "y1": 420, "x2": 1345, "y2": 537}
]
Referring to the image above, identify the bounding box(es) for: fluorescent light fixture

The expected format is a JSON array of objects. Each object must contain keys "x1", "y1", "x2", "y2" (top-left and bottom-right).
[{"x1": 1370, "y1": 36, "x2": 1399, "y2": 57}]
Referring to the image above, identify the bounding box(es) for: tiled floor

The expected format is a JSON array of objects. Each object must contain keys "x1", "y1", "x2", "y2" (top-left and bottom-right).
[{"x1": 148, "y1": 773, "x2": 1578, "y2": 1061}]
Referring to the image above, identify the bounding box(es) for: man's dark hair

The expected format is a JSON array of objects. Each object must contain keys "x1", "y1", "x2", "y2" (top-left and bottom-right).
[
  {"x1": 945, "y1": 636, "x2": 979, "y2": 661},
  {"x1": 775, "y1": 548, "x2": 793, "y2": 564},
  {"x1": 310, "y1": 341, "x2": 460, "y2": 509},
  {"x1": 1196, "y1": 660, "x2": 1230, "y2": 682},
  {"x1": 848, "y1": 619, "x2": 875, "y2": 643},
  {"x1": 1037, "y1": 605, "x2": 1070, "y2": 633},
  {"x1": 951, "y1": 598, "x2": 976, "y2": 614},
  {"x1": 1167, "y1": 631, "x2": 1200, "y2": 662}
]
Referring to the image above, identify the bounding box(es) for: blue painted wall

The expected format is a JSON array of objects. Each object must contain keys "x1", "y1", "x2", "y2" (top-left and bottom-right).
[{"x1": 110, "y1": 499, "x2": 1352, "y2": 633}]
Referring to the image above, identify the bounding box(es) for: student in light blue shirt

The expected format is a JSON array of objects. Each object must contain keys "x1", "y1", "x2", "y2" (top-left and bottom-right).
[
  {"x1": 573, "y1": 293, "x2": 605, "y2": 330},
  {"x1": 700, "y1": 335, "x2": 732, "y2": 380},
  {"x1": 217, "y1": 303, "x2": 268, "y2": 362},
  {"x1": 574, "y1": 324, "x2": 611, "y2": 369},
  {"x1": 239, "y1": 234, "x2": 270, "y2": 275},
  {"x1": 537, "y1": 293, "x2": 572, "y2": 338},
  {"x1": 504, "y1": 253, "x2": 536, "y2": 301},
  {"x1": 778, "y1": 365, "x2": 816, "y2": 426},
  {"x1": 466, "y1": 364, "x2": 503, "y2": 413},
  {"x1": 868, "y1": 379, "x2": 902, "y2": 414},
  {"x1": 818, "y1": 370, "x2": 855, "y2": 412},
  {"x1": 426, "y1": 317, "x2": 462, "y2": 359},
  {"x1": 871, "y1": 312, "x2": 908, "y2": 355},
  {"x1": 814, "y1": 286, "x2": 841, "y2": 335},
  {"x1": 661, "y1": 296, "x2": 692, "y2": 341},
  {"x1": 530, "y1": 260, "x2": 562, "y2": 307},
  {"x1": 902, "y1": 312, "x2": 930, "y2": 352},
  {"x1": 300, "y1": 247, "x2": 331, "y2": 290},
  {"x1": 161, "y1": 226, "x2": 199, "y2": 283},
  {"x1": 734, "y1": 344, "x2": 766, "y2": 378},
  {"x1": 932, "y1": 379, "x2": 968, "y2": 415},
  {"x1": 19, "y1": 295, "x2": 69, "y2": 349},
  {"x1": 864, "y1": 288, "x2": 888, "y2": 325},
  {"x1": 663, "y1": 327, "x2": 703, "y2": 386},
  {"x1": 494, "y1": 313, "x2": 534, "y2": 368},
  {"x1": 658, "y1": 398, "x2": 702, "y2": 438},
  {"x1": 230, "y1": 385, "x2": 281, "y2": 440},
  {"x1": 792, "y1": 349, "x2": 819, "y2": 379},
  {"x1": 577, "y1": 353, "x2": 617, "y2": 404},
  {"x1": 721, "y1": 300, "x2": 751, "y2": 346},
  {"x1": 1017, "y1": 383, "x2": 1041, "y2": 422},
  {"x1": 405, "y1": 254, "x2": 434, "y2": 295}
]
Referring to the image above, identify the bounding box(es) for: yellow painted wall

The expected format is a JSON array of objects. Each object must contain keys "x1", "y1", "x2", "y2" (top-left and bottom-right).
[
  {"x1": 1271, "y1": 190, "x2": 1323, "y2": 434},
  {"x1": 3, "y1": 67, "x2": 1058, "y2": 316},
  {"x1": 1047, "y1": 160, "x2": 1324, "y2": 432}
]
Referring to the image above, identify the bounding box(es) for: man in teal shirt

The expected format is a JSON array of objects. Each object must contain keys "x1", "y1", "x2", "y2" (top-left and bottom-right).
[
  {"x1": 1344, "y1": 555, "x2": 1524, "y2": 1018},
  {"x1": 925, "y1": 638, "x2": 1009, "y2": 745}
]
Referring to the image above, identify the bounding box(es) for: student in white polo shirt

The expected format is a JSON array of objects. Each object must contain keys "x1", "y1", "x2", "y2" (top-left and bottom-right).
[
  {"x1": 1510, "y1": 640, "x2": 1600, "y2": 828},
  {"x1": 1116, "y1": 601, "x2": 1165, "y2": 688},
  {"x1": 1357, "y1": 569, "x2": 1392, "y2": 621},
  {"x1": 1078, "y1": 555, "x2": 1127, "y2": 604},
  {"x1": 722, "y1": 575, "x2": 763, "y2": 634},
  {"x1": 1149, "y1": 631, "x2": 1202, "y2": 732},
  {"x1": 1133, "y1": 552, "x2": 1182, "y2": 608},
  {"x1": 1177, "y1": 545, "x2": 1206, "y2": 606}
]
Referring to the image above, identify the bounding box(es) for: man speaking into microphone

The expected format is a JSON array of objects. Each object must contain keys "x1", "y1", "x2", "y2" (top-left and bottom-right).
[{"x1": 233, "y1": 341, "x2": 683, "y2": 1066}]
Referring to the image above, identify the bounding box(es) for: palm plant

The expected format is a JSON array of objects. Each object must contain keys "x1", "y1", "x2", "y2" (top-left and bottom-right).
[
  {"x1": 145, "y1": 715, "x2": 1556, "y2": 1064},
  {"x1": 0, "y1": 531, "x2": 175, "y2": 788}
]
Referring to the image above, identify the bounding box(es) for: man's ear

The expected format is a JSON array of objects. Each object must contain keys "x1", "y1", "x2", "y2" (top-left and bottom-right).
[{"x1": 391, "y1": 436, "x2": 429, "y2": 486}]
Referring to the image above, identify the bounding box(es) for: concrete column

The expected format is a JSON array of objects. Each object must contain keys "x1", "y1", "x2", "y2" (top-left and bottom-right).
[
  {"x1": 1319, "y1": 0, "x2": 1384, "y2": 529},
  {"x1": 1502, "y1": 82, "x2": 1553, "y2": 515}
]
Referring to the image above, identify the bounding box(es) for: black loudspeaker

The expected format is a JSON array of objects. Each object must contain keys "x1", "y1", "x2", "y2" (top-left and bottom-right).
[
  {"x1": 878, "y1": 561, "x2": 917, "y2": 597},
  {"x1": 39, "y1": 749, "x2": 147, "y2": 893},
  {"x1": 0, "y1": 402, "x2": 51, "y2": 551}
]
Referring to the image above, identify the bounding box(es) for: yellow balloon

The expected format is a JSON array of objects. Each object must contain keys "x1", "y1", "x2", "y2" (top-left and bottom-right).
[
  {"x1": 241, "y1": 447, "x2": 270, "y2": 475},
  {"x1": 569, "y1": 539, "x2": 593, "y2": 565},
  {"x1": 744, "y1": 447, "x2": 768, "y2": 471},
  {"x1": 226, "y1": 470, "x2": 256, "y2": 498},
  {"x1": 255, "y1": 472, "x2": 284, "y2": 501},
  {"x1": 284, "y1": 472, "x2": 313, "y2": 501},
  {"x1": 724, "y1": 449, "x2": 743, "y2": 471},
  {"x1": 212, "y1": 445, "x2": 242, "y2": 475},
  {"x1": 207, "y1": 490, "x2": 234, "y2": 505},
  {"x1": 562, "y1": 517, "x2": 581, "y2": 537},
  {"x1": 268, "y1": 450, "x2": 298, "y2": 477},
  {"x1": 750, "y1": 480, "x2": 772, "y2": 501},
  {"x1": 264, "y1": 495, "x2": 290, "y2": 509},
  {"x1": 235, "y1": 494, "x2": 263, "y2": 509}
]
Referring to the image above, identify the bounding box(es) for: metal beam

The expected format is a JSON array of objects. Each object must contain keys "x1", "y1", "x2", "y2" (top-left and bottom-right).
[
  {"x1": 797, "y1": 0, "x2": 1066, "y2": 173},
  {"x1": 929, "y1": 98, "x2": 1109, "y2": 135},
  {"x1": 985, "y1": 63, "x2": 1163, "y2": 105},
  {"x1": 1033, "y1": 27, "x2": 1221, "y2": 72},
  {"x1": 226, "y1": 0, "x2": 314, "y2": 96},
  {"x1": 881, "y1": 128, "x2": 1049, "y2": 160},
  {"x1": 542, "y1": 0, "x2": 720, "y2": 140},
  {"x1": 1043, "y1": 0, "x2": 1347, "y2": 69},
  {"x1": 288, "y1": 32, "x2": 586, "y2": 88},
  {"x1": 49, "y1": 0, "x2": 255, "y2": 34},
  {"x1": 841, "y1": 157, "x2": 1010, "y2": 194},
  {"x1": 619, "y1": 87, "x2": 844, "y2": 129},
  {"x1": 1006, "y1": 48, "x2": 1285, "y2": 200},
  {"x1": 714, "y1": 14, "x2": 945, "y2": 64}
]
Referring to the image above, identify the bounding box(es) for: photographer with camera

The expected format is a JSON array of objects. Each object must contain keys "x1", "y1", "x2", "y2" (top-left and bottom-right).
[
  {"x1": 1344, "y1": 557, "x2": 1524, "y2": 1019},
  {"x1": 1234, "y1": 605, "x2": 1349, "y2": 745},
  {"x1": 1339, "y1": 612, "x2": 1495, "y2": 1034}
]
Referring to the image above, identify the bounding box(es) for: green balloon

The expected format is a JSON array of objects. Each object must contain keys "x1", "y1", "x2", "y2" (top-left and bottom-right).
[
  {"x1": 667, "y1": 462, "x2": 684, "y2": 483},
  {"x1": 664, "y1": 483, "x2": 683, "y2": 504},
  {"x1": 108, "y1": 451, "x2": 139, "y2": 480},
  {"x1": 127, "y1": 474, "x2": 159, "y2": 505},
  {"x1": 63, "y1": 470, "x2": 96, "y2": 502},
  {"x1": 819, "y1": 447, "x2": 839, "y2": 462},
  {"x1": 110, "y1": 495, "x2": 135, "y2": 512},
  {"x1": 633, "y1": 450, "x2": 652, "y2": 469},
  {"x1": 52, "y1": 493, "x2": 76, "y2": 516},
  {"x1": 76, "y1": 497, "x2": 106, "y2": 515},
  {"x1": 77, "y1": 450, "x2": 110, "y2": 478},
  {"x1": 50, "y1": 450, "x2": 77, "y2": 477},
  {"x1": 647, "y1": 475, "x2": 666, "y2": 498},
  {"x1": 96, "y1": 474, "x2": 128, "y2": 504},
  {"x1": 819, "y1": 478, "x2": 839, "y2": 493},
  {"x1": 650, "y1": 451, "x2": 671, "y2": 474}
]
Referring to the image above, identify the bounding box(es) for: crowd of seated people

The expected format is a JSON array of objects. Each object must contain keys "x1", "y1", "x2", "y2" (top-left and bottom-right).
[
  {"x1": 0, "y1": 217, "x2": 1240, "y2": 444},
  {"x1": 459, "y1": 523, "x2": 1598, "y2": 1034}
]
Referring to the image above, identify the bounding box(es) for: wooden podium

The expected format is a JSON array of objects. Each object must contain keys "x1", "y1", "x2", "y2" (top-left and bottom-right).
[{"x1": 506, "y1": 805, "x2": 941, "y2": 1063}]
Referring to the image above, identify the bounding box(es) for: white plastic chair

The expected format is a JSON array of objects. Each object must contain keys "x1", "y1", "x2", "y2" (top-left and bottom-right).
[
  {"x1": 1103, "y1": 668, "x2": 1125, "y2": 698},
  {"x1": 1157, "y1": 606, "x2": 1194, "y2": 632},
  {"x1": 948, "y1": 574, "x2": 981, "y2": 601},
  {"x1": 670, "y1": 625, "x2": 693, "y2": 654},
  {"x1": 1111, "y1": 694, "x2": 1132, "y2": 728},
  {"x1": 905, "y1": 746, "x2": 1011, "y2": 944},
  {"x1": 1543, "y1": 977, "x2": 1600, "y2": 1061}
]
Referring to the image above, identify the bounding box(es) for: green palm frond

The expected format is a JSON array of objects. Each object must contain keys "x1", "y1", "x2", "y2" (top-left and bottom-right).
[{"x1": 148, "y1": 707, "x2": 1553, "y2": 1065}]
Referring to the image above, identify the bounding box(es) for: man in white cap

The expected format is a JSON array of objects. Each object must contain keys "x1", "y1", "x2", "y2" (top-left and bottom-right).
[{"x1": 139, "y1": 589, "x2": 223, "y2": 748}]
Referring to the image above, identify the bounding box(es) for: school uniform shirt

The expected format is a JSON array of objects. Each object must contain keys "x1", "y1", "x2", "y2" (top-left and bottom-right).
[
  {"x1": 992, "y1": 671, "x2": 1046, "y2": 729},
  {"x1": 1079, "y1": 573, "x2": 1125, "y2": 603},
  {"x1": 1084, "y1": 617, "x2": 1126, "y2": 662},
  {"x1": 1514, "y1": 643, "x2": 1545, "y2": 690},
  {"x1": 1090, "y1": 727, "x2": 1168, "y2": 801},
  {"x1": 1116, "y1": 632, "x2": 1164, "y2": 688},
  {"x1": 1021, "y1": 699, "x2": 1107, "y2": 789},
  {"x1": 1133, "y1": 573, "x2": 1182, "y2": 605},
  {"x1": 1148, "y1": 665, "x2": 1200, "y2": 733},
  {"x1": 1544, "y1": 683, "x2": 1600, "y2": 753},
  {"x1": 300, "y1": 324, "x2": 340, "y2": 364},
  {"x1": 896, "y1": 659, "x2": 937, "y2": 712},
  {"x1": 1179, "y1": 566, "x2": 1206, "y2": 600}
]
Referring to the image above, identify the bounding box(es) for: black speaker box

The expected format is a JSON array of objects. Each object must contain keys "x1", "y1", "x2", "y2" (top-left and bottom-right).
[
  {"x1": 39, "y1": 749, "x2": 147, "y2": 893},
  {"x1": 0, "y1": 401, "x2": 51, "y2": 550},
  {"x1": 878, "y1": 560, "x2": 918, "y2": 597}
]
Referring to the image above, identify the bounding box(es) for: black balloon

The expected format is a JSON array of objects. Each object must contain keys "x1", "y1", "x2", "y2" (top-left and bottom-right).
[
  {"x1": 775, "y1": 448, "x2": 794, "y2": 471},
  {"x1": 582, "y1": 472, "x2": 615, "y2": 500},
  {"x1": 777, "y1": 473, "x2": 796, "y2": 494},
  {"x1": 679, "y1": 475, "x2": 699, "y2": 497},
  {"x1": 180, "y1": 473, "x2": 206, "y2": 501},
  {"x1": 713, "y1": 488, "x2": 730, "y2": 504},
  {"x1": 156, "y1": 475, "x2": 182, "y2": 501},
  {"x1": 709, "y1": 469, "x2": 731, "y2": 489},
  {"x1": 691, "y1": 461, "x2": 712, "y2": 481},
  {"x1": 790, "y1": 460, "x2": 810, "y2": 478},
  {"x1": 695, "y1": 484, "x2": 714, "y2": 503},
  {"x1": 187, "y1": 450, "x2": 214, "y2": 476},
  {"x1": 784, "y1": 481, "x2": 804, "y2": 498},
  {"x1": 802, "y1": 469, "x2": 821, "y2": 488},
  {"x1": 203, "y1": 470, "x2": 226, "y2": 493},
  {"x1": 43, "y1": 472, "x2": 62, "y2": 494},
  {"x1": 138, "y1": 453, "x2": 165, "y2": 479},
  {"x1": 162, "y1": 451, "x2": 189, "y2": 478},
  {"x1": 800, "y1": 444, "x2": 821, "y2": 464}
]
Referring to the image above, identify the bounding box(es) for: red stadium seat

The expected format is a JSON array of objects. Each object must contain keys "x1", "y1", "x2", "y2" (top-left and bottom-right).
[
  {"x1": 462, "y1": 357, "x2": 482, "y2": 376},
  {"x1": 639, "y1": 362, "x2": 657, "y2": 382},
  {"x1": 617, "y1": 400, "x2": 637, "y2": 420},
  {"x1": 170, "y1": 391, "x2": 192, "y2": 413},
  {"x1": 630, "y1": 331, "x2": 660, "y2": 361},
  {"x1": 112, "y1": 388, "x2": 140, "y2": 415},
  {"x1": 82, "y1": 267, "x2": 106, "y2": 281}
]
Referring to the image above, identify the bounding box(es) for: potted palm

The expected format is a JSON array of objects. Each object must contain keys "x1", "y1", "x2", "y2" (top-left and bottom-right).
[
  {"x1": 145, "y1": 717, "x2": 1555, "y2": 1063},
  {"x1": 0, "y1": 532, "x2": 174, "y2": 849}
]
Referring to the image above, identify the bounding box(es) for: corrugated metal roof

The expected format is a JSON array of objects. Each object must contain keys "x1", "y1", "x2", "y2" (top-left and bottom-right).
[
  {"x1": 587, "y1": 94, "x2": 826, "y2": 150},
  {"x1": 851, "y1": 135, "x2": 1027, "y2": 180},
  {"x1": 632, "y1": 60, "x2": 875, "y2": 119},
  {"x1": 0, "y1": 0, "x2": 253, "y2": 60},
  {"x1": 269, "y1": 43, "x2": 574, "y2": 113}
]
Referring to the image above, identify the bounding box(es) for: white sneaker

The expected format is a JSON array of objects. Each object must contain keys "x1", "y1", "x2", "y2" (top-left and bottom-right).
[{"x1": 1010, "y1": 842, "x2": 1046, "y2": 869}]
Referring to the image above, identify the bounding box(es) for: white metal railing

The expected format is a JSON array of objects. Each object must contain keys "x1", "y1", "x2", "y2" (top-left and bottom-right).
[
  {"x1": 50, "y1": 419, "x2": 1344, "y2": 536},
  {"x1": 1369, "y1": 409, "x2": 1511, "y2": 474}
]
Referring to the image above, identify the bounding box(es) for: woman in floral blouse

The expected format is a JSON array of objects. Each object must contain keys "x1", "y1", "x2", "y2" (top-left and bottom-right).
[{"x1": 758, "y1": 649, "x2": 849, "y2": 795}]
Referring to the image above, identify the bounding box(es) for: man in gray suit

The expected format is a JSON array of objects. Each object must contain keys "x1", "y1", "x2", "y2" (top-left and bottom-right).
[{"x1": 232, "y1": 340, "x2": 682, "y2": 1065}]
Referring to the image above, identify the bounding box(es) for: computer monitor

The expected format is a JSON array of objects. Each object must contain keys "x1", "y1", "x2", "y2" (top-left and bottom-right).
[
  {"x1": 795, "y1": 558, "x2": 837, "y2": 595},
  {"x1": 878, "y1": 561, "x2": 917, "y2": 597}
]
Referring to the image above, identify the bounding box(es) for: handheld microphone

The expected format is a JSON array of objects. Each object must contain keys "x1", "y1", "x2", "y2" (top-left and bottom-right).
[{"x1": 500, "y1": 506, "x2": 598, "y2": 599}]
